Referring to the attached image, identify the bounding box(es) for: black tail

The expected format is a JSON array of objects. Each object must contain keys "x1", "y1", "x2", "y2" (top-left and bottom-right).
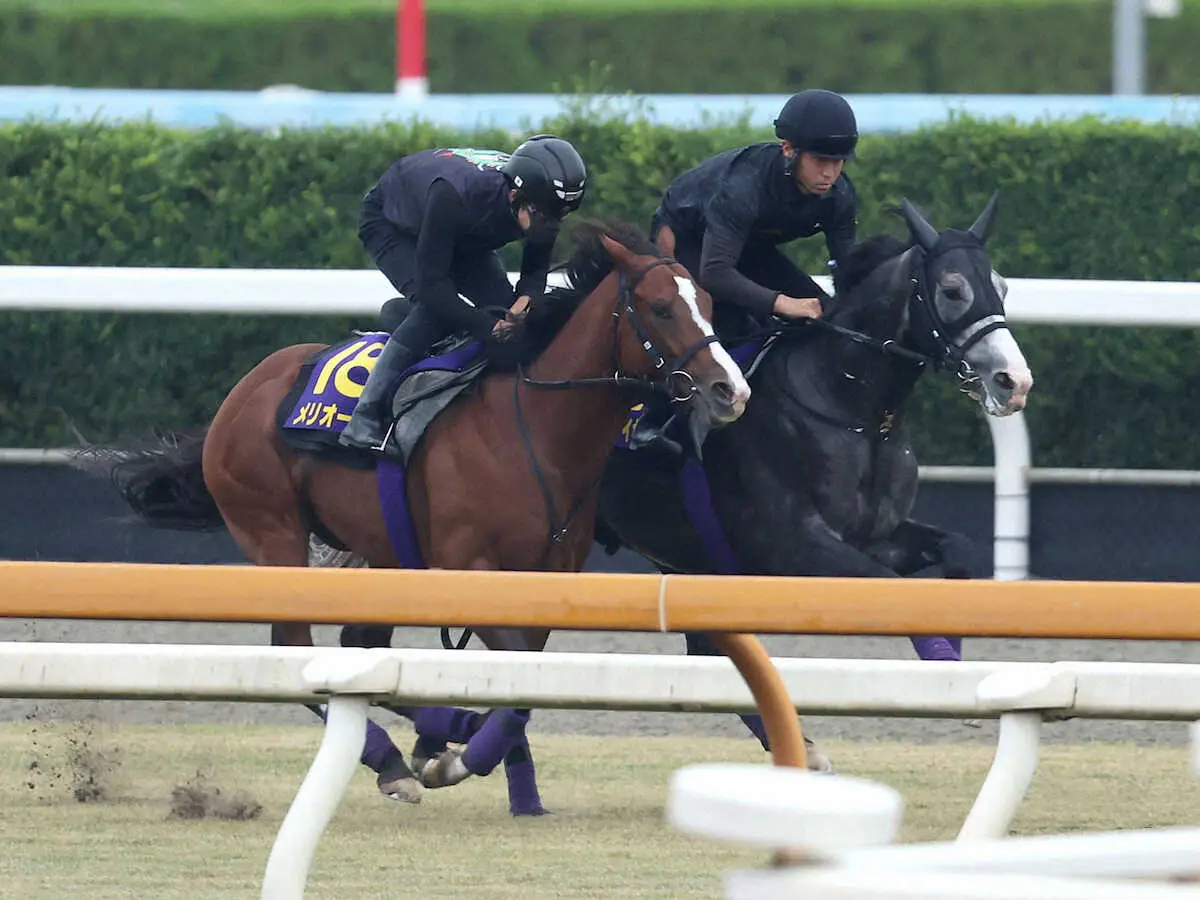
[{"x1": 73, "y1": 429, "x2": 226, "y2": 532}]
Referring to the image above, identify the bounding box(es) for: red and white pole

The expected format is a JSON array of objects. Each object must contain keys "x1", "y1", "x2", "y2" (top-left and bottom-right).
[{"x1": 395, "y1": 0, "x2": 429, "y2": 98}]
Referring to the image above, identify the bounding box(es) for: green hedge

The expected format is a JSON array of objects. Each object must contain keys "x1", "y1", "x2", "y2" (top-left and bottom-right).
[
  {"x1": 2, "y1": 115, "x2": 1199, "y2": 470},
  {"x1": 2, "y1": 4, "x2": 1200, "y2": 94}
]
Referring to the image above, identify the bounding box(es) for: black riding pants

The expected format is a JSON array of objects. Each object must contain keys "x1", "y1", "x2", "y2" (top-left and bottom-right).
[{"x1": 359, "y1": 205, "x2": 513, "y2": 353}]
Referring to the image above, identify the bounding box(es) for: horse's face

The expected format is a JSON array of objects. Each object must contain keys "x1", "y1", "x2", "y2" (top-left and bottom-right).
[
  {"x1": 901, "y1": 195, "x2": 1033, "y2": 417},
  {"x1": 601, "y1": 235, "x2": 750, "y2": 427}
]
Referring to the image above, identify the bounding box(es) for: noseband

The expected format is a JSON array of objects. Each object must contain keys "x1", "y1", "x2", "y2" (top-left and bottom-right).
[
  {"x1": 509, "y1": 255, "x2": 723, "y2": 587},
  {"x1": 517, "y1": 255, "x2": 720, "y2": 401},
  {"x1": 615, "y1": 258, "x2": 721, "y2": 402},
  {"x1": 906, "y1": 236, "x2": 1010, "y2": 398}
]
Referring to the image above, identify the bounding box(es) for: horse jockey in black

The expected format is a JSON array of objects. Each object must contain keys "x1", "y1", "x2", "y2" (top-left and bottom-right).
[
  {"x1": 339, "y1": 134, "x2": 588, "y2": 452},
  {"x1": 650, "y1": 88, "x2": 859, "y2": 339}
]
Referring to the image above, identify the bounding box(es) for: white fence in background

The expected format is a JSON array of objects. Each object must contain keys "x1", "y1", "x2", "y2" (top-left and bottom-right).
[
  {"x1": 3, "y1": 265, "x2": 1200, "y2": 579},
  {"x1": 2, "y1": 643, "x2": 1199, "y2": 898}
]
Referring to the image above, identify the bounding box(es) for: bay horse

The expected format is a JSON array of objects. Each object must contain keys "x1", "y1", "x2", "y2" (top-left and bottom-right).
[
  {"x1": 86, "y1": 221, "x2": 750, "y2": 815},
  {"x1": 594, "y1": 196, "x2": 1035, "y2": 769}
]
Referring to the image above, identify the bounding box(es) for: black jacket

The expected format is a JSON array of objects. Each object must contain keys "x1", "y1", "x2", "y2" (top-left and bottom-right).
[{"x1": 657, "y1": 142, "x2": 858, "y2": 317}]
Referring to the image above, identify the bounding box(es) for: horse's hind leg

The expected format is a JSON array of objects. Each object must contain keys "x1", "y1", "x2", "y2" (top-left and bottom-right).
[
  {"x1": 203, "y1": 431, "x2": 421, "y2": 804},
  {"x1": 304, "y1": 540, "x2": 423, "y2": 803}
]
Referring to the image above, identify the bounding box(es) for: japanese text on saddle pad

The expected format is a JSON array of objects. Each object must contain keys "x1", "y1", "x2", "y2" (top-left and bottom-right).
[{"x1": 287, "y1": 334, "x2": 389, "y2": 435}]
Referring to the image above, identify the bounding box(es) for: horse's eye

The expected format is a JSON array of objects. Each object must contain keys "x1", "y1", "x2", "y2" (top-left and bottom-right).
[
  {"x1": 944, "y1": 286, "x2": 965, "y2": 302},
  {"x1": 652, "y1": 301, "x2": 674, "y2": 321}
]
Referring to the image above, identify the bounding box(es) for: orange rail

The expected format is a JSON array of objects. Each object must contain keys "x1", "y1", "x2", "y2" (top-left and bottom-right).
[{"x1": 2, "y1": 562, "x2": 1198, "y2": 641}]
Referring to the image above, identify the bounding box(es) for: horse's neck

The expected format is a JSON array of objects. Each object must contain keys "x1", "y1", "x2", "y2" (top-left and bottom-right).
[
  {"x1": 802, "y1": 258, "x2": 921, "y2": 419},
  {"x1": 518, "y1": 272, "x2": 633, "y2": 485},
  {"x1": 831, "y1": 261, "x2": 910, "y2": 346}
]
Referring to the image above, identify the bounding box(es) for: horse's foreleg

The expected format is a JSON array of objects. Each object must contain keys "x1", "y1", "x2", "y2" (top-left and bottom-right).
[
  {"x1": 878, "y1": 518, "x2": 977, "y2": 580},
  {"x1": 267, "y1": 622, "x2": 420, "y2": 803},
  {"x1": 683, "y1": 632, "x2": 834, "y2": 772},
  {"x1": 449, "y1": 625, "x2": 550, "y2": 816},
  {"x1": 335, "y1": 622, "x2": 479, "y2": 784},
  {"x1": 872, "y1": 519, "x2": 976, "y2": 663}
]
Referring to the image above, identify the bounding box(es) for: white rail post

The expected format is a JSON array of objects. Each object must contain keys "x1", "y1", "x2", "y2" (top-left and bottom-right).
[
  {"x1": 958, "y1": 666, "x2": 1076, "y2": 841},
  {"x1": 987, "y1": 411, "x2": 1031, "y2": 581},
  {"x1": 261, "y1": 694, "x2": 369, "y2": 900},
  {"x1": 261, "y1": 650, "x2": 401, "y2": 900}
]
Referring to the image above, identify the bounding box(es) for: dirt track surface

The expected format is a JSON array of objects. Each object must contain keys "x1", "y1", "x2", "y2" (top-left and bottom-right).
[{"x1": 3, "y1": 618, "x2": 1197, "y2": 748}]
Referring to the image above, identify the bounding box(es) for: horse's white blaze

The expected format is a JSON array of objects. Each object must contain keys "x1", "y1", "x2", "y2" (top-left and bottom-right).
[
  {"x1": 969, "y1": 328, "x2": 1034, "y2": 415},
  {"x1": 674, "y1": 275, "x2": 751, "y2": 408},
  {"x1": 991, "y1": 269, "x2": 1008, "y2": 298}
]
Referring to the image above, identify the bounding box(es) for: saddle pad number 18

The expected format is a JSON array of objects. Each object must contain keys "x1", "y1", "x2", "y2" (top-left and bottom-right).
[{"x1": 287, "y1": 335, "x2": 387, "y2": 434}]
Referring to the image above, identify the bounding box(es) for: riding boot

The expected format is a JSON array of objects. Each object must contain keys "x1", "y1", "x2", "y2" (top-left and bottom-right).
[{"x1": 338, "y1": 337, "x2": 421, "y2": 452}]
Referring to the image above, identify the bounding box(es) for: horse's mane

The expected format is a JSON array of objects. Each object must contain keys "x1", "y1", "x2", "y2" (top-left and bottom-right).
[
  {"x1": 836, "y1": 233, "x2": 913, "y2": 297},
  {"x1": 521, "y1": 219, "x2": 659, "y2": 347}
]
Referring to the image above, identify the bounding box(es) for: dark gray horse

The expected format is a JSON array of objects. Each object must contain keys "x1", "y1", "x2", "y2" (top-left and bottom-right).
[{"x1": 594, "y1": 195, "x2": 1034, "y2": 768}]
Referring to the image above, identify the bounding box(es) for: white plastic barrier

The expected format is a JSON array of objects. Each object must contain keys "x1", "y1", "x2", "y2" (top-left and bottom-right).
[
  {"x1": 669, "y1": 759, "x2": 1200, "y2": 899},
  {"x1": 6, "y1": 264, "x2": 1200, "y2": 581},
  {"x1": 2, "y1": 643, "x2": 1200, "y2": 897}
]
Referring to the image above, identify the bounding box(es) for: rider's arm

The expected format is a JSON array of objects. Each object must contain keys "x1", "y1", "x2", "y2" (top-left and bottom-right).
[
  {"x1": 697, "y1": 190, "x2": 778, "y2": 318},
  {"x1": 414, "y1": 179, "x2": 500, "y2": 337},
  {"x1": 824, "y1": 180, "x2": 858, "y2": 296},
  {"x1": 514, "y1": 236, "x2": 554, "y2": 305}
]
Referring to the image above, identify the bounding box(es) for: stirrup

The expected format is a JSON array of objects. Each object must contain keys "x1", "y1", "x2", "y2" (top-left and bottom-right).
[{"x1": 372, "y1": 418, "x2": 399, "y2": 454}]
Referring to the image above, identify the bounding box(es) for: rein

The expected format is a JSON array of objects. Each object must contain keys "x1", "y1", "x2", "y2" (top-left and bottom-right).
[
  {"x1": 515, "y1": 255, "x2": 721, "y2": 567},
  {"x1": 440, "y1": 256, "x2": 720, "y2": 651},
  {"x1": 737, "y1": 242, "x2": 1009, "y2": 437}
]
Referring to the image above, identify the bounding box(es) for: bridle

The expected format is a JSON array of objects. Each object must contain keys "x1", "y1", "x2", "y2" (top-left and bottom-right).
[
  {"x1": 515, "y1": 256, "x2": 720, "y2": 402},
  {"x1": 515, "y1": 255, "x2": 722, "y2": 553},
  {"x1": 440, "y1": 255, "x2": 723, "y2": 651},
  {"x1": 753, "y1": 236, "x2": 1010, "y2": 440},
  {"x1": 902, "y1": 234, "x2": 1009, "y2": 401}
]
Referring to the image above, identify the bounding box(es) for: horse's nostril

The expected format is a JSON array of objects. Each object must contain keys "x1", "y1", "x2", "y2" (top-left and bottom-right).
[
  {"x1": 994, "y1": 371, "x2": 1015, "y2": 391},
  {"x1": 712, "y1": 381, "x2": 734, "y2": 406}
]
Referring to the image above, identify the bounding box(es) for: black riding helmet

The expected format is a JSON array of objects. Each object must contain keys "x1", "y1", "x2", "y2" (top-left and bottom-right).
[
  {"x1": 502, "y1": 134, "x2": 588, "y2": 221},
  {"x1": 773, "y1": 89, "x2": 859, "y2": 160}
]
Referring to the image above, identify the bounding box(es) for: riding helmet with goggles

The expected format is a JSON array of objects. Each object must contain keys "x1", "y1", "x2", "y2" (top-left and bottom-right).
[
  {"x1": 773, "y1": 89, "x2": 859, "y2": 160},
  {"x1": 502, "y1": 134, "x2": 588, "y2": 221}
]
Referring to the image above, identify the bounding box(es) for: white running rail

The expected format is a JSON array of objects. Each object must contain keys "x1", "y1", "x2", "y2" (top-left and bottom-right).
[{"x1": 1, "y1": 643, "x2": 1199, "y2": 897}]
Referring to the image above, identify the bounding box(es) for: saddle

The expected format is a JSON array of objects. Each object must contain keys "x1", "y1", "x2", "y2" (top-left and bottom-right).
[
  {"x1": 277, "y1": 326, "x2": 488, "y2": 470},
  {"x1": 277, "y1": 301, "x2": 775, "y2": 472}
]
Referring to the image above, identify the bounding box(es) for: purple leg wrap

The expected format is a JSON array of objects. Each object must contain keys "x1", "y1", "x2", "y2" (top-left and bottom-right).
[
  {"x1": 503, "y1": 734, "x2": 545, "y2": 816},
  {"x1": 462, "y1": 708, "x2": 530, "y2": 776},
  {"x1": 413, "y1": 706, "x2": 484, "y2": 744},
  {"x1": 911, "y1": 636, "x2": 962, "y2": 661},
  {"x1": 309, "y1": 703, "x2": 400, "y2": 773},
  {"x1": 740, "y1": 713, "x2": 770, "y2": 751}
]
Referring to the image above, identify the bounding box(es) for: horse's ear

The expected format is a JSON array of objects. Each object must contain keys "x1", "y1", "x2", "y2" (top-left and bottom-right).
[
  {"x1": 969, "y1": 191, "x2": 1000, "y2": 244},
  {"x1": 600, "y1": 234, "x2": 638, "y2": 272},
  {"x1": 654, "y1": 225, "x2": 677, "y2": 256},
  {"x1": 899, "y1": 198, "x2": 938, "y2": 250}
]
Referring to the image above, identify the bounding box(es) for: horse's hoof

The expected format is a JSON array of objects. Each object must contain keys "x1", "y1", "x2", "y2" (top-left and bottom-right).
[
  {"x1": 410, "y1": 736, "x2": 447, "y2": 778},
  {"x1": 377, "y1": 754, "x2": 423, "y2": 803},
  {"x1": 419, "y1": 748, "x2": 472, "y2": 789},
  {"x1": 378, "y1": 776, "x2": 423, "y2": 804},
  {"x1": 804, "y1": 740, "x2": 836, "y2": 774},
  {"x1": 512, "y1": 806, "x2": 552, "y2": 817}
]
